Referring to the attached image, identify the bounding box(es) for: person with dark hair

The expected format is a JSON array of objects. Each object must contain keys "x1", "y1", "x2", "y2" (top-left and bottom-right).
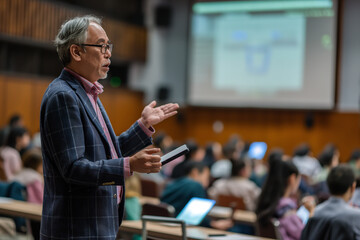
[
  {"x1": 170, "y1": 139, "x2": 205, "y2": 179},
  {"x1": 256, "y1": 151, "x2": 315, "y2": 240},
  {"x1": 161, "y1": 161, "x2": 233, "y2": 230},
  {"x1": 315, "y1": 144, "x2": 339, "y2": 182},
  {"x1": 5, "y1": 126, "x2": 32, "y2": 156},
  {"x1": 301, "y1": 165, "x2": 360, "y2": 239},
  {"x1": 0, "y1": 127, "x2": 26, "y2": 180},
  {"x1": 12, "y1": 148, "x2": 44, "y2": 204},
  {"x1": 0, "y1": 114, "x2": 24, "y2": 147},
  {"x1": 292, "y1": 143, "x2": 322, "y2": 180},
  {"x1": 40, "y1": 15, "x2": 179, "y2": 239},
  {"x1": 208, "y1": 157, "x2": 260, "y2": 211},
  {"x1": 202, "y1": 142, "x2": 223, "y2": 168},
  {"x1": 348, "y1": 149, "x2": 360, "y2": 178},
  {"x1": 312, "y1": 144, "x2": 339, "y2": 201}
]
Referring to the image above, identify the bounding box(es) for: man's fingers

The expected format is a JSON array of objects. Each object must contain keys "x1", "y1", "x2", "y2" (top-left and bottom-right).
[
  {"x1": 147, "y1": 100, "x2": 157, "y2": 108},
  {"x1": 144, "y1": 148, "x2": 161, "y2": 155},
  {"x1": 164, "y1": 111, "x2": 177, "y2": 119},
  {"x1": 161, "y1": 103, "x2": 179, "y2": 113}
]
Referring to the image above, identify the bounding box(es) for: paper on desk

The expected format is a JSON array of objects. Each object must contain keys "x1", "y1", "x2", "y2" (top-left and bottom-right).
[
  {"x1": 208, "y1": 234, "x2": 262, "y2": 240},
  {"x1": 0, "y1": 197, "x2": 12, "y2": 203}
]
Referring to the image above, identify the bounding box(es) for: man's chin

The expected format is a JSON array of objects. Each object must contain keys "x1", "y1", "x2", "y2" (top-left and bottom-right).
[{"x1": 100, "y1": 73, "x2": 108, "y2": 80}]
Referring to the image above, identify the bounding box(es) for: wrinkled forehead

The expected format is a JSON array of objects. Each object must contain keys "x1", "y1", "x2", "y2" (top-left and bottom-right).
[{"x1": 86, "y1": 22, "x2": 110, "y2": 44}]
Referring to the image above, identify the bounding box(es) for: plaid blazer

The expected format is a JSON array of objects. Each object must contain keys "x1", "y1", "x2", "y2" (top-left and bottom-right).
[{"x1": 40, "y1": 70, "x2": 152, "y2": 239}]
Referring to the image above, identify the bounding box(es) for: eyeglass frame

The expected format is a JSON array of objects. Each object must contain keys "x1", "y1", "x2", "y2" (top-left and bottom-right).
[{"x1": 80, "y1": 43, "x2": 113, "y2": 54}]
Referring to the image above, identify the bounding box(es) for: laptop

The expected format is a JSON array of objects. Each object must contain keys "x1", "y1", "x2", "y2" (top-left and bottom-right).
[
  {"x1": 161, "y1": 197, "x2": 216, "y2": 226},
  {"x1": 247, "y1": 142, "x2": 267, "y2": 160}
]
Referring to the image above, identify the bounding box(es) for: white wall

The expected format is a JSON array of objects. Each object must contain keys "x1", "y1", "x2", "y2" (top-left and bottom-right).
[
  {"x1": 338, "y1": 0, "x2": 360, "y2": 112},
  {"x1": 129, "y1": 0, "x2": 189, "y2": 105}
]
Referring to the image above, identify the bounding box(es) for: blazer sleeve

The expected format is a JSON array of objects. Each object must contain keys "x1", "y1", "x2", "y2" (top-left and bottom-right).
[
  {"x1": 42, "y1": 90, "x2": 125, "y2": 186},
  {"x1": 116, "y1": 121, "x2": 153, "y2": 157}
]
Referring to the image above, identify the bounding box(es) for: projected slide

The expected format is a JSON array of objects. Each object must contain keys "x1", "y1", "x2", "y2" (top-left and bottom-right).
[
  {"x1": 214, "y1": 15, "x2": 305, "y2": 93},
  {"x1": 188, "y1": 0, "x2": 337, "y2": 109}
]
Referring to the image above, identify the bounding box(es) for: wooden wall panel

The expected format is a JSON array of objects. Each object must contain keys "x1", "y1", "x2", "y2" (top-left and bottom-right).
[
  {"x1": 155, "y1": 108, "x2": 360, "y2": 162},
  {"x1": 3, "y1": 77, "x2": 33, "y2": 131},
  {"x1": 1, "y1": 74, "x2": 360, "y2": 162},
  {"x1": 0, "y1": 0, "x2": 147, "y2": 62},
  {"x1": 0, "y1": 77, "x2": 5, "y2": 126}
]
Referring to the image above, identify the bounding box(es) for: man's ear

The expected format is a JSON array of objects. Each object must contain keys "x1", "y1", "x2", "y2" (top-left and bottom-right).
[{"x1": 69, "y1": 44, "x2": 82, "y2": 62}]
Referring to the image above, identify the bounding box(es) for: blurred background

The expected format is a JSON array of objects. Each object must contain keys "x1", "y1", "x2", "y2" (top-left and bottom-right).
[{"x1": 1, "y1": 0, "x2": 360, "y2": 160}]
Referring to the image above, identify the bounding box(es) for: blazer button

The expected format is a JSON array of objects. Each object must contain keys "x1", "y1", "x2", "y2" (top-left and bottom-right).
[{"x1": 113, "y1": 194, "x2": 117, "y2": 199}]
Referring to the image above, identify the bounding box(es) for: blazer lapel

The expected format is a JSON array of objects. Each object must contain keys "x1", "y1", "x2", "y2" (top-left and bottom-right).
[{"x1": 60, "y1": 70, "x2": 108, "y2": 145}]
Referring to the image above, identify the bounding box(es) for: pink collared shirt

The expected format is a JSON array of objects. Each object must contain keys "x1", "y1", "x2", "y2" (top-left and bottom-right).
[{"x1": 64, "y1": 67, "x2": 153, "y2": 203}]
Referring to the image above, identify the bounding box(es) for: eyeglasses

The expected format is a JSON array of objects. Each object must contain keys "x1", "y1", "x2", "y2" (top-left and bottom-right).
[{"x1": 80, "y1": 43, "x2": 113, "y2": 54}]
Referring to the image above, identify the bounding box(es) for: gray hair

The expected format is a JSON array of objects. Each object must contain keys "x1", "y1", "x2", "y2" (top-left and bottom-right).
[{"x1": 54, "y1": 15, "x2": 102, "y2": 66}]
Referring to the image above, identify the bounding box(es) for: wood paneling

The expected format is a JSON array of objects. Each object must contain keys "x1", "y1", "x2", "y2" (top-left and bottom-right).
[
  {"x1": 1, "y1": 74, "x2": 360, "y2": 161},
  {"x1": 0, "y1": 74, "x2": 147, "y2": 138},
  {"x1": 158, "y1": 107, "x2": 360, "y2": 162},
  {"x1": 0, "y1": 0, "x2": 147, "y2": 61}
]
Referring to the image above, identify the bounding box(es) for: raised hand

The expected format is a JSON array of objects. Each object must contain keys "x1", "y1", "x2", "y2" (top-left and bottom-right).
[{"x1": 140, "y1": 101, "x2": 179, "y2": 128}]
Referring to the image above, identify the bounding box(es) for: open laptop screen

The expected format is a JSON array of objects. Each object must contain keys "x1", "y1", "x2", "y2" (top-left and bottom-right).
[
  {"x1": 176, "y1": 197, "x2": 216, "y2": 225},
  {"x1": 248, "y1": 142, "x2": 267, "y2": 160}
]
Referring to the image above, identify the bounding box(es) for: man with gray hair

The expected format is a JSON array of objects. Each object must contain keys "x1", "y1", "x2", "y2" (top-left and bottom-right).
[{"x1": 40, "y1": 15, "x2": 178, "y2": 239}]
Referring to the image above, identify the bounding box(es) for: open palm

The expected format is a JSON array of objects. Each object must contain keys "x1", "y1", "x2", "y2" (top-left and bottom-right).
[{"x1": 140, "y1": 101, "x2": 179, "y2": 128}]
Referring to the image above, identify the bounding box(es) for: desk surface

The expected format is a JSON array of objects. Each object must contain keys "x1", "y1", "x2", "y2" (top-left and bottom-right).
[
  {"x1": 119, "y1": 220, "x2": 270, "y2": 240},
  {"x1": 139, "y1": 196, "x2": 257, "y2": 225},
  {"x1": 0, "y1": 198, "x2": 42, "y2": 221},
  {"x1": 0, "y1": 196, "x2": 256, "y2": 226}
]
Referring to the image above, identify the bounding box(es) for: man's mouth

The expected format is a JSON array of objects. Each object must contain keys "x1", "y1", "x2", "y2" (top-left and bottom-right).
[{"x1": 102, "y1": 61, "x2": 111, "y2": 69}]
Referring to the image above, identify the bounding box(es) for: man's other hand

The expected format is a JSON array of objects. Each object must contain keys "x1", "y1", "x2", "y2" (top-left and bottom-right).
[
  {"x1": 129, "y1": 148, "x2": 162, "y2": 173},
  {"x1": 140, "y1": 101, "x2": 179, "y2": 128}
]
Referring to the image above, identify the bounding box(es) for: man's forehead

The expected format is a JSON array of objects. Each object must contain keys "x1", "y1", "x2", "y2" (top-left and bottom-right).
[{"x1": 87, "y1": 22, "x2": 109, "y2": 42}]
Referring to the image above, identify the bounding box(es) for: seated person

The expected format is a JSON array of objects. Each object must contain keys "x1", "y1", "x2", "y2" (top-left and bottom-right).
[
  {"x1": 208, "y1": 157, "x2": 260, "y2": 211},
  {"x1": 292, "y1": 144, "x2": 322, "y2": 182},
  {"x1": 161, "y1": 161, "x2": 232, "y2": 230},
  {"x1": 302, "y1": 165, "x2": 360, "y2": 239},
  {"x1": 314, "y1": 144, "x2": 339, "y2": 183},
  {"x1": 124, "y1": 174, "x2": 142, "y2": 240},
  {"x1": 170, "y1": 140, "x2": 205, "y2": 179},
  {"x1": 256, "y1": 151, "x2": 315, "y2": 240},
  {"x1": 12, "y1": 148, "x2": 43, "y2": 204},
  {"x1": 348, "y1": 149, "x2": 360, "y2": 178}
]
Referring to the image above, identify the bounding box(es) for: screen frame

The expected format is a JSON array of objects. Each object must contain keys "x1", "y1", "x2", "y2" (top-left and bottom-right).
[{"x1": 185, "y1": 0, "x2": 340, "y2": 110}]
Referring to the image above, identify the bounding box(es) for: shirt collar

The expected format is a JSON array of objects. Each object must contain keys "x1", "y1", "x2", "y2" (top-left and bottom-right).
[{"x1": 64, "y1": 67, "x2": 104, "y2": 96}]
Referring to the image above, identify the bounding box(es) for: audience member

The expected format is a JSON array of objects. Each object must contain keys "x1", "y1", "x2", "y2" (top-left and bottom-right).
[
  {"x1": 210, "y1": 140, "x2": 236, "y2": 179},
  {"x1": 202, "y1": 142, "x2": 223, "y2": 168},
  {"x1": 348, "y1": 149, "x2": 360, "y2": 178},
  {"x1": 350, "y1": 177, "x2": 360, "y2": 208},
  {"x1": 171, "y1": 140, "x2": 205, "y2": 179},
  {"x1": 0, "y1": 114, "x2": 24, "y2": 147},
  {"x1": 161, "y1": 161, "x2": 233, "y2": 230},
  {"x1": 301, "y1": 165, "x2": 360, "y2": 239},
  {"x1": 6, "y1": 127, "x2": 32, "y2": 157},
  {"x1": 312, "y1": 144, "x2": 339, "y2": 202},
  {"x1": 12, "y1": 148, "x2": 43, "y2": 204},
  {"x1": 153, "y1": 132, "x2": 173, "y2": 154},
  {"x1": 256, "y1": 152, "x2": 315, "y2": 240},
  {"x1": 124, "y1": 174, "x2": 142, "y2": 240},
  {"x1": 315, "y1": 144, "x2": 339, "y2": 183},
  {"x1": 208, "y1": 157, "x2": 260, "y2": 211},
  {"x1": 292, "y1": 144, "x2": 322, "y2": 181},
  {"x1": 0, "y1": 146, "x2": 22, "y2": 181}
]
